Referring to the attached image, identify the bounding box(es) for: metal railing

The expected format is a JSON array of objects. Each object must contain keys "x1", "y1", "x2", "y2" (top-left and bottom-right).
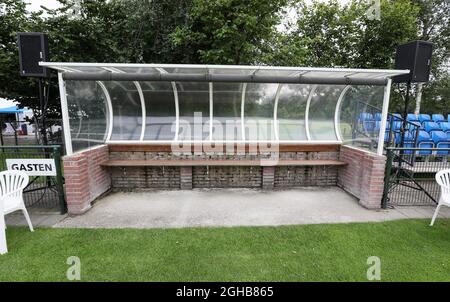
[
  {"x1": 0, "y1": 145, "x2": 66, "y2": 213},
  {"x1": 382, "y1": 147, "x2": 450, "y2": 208}
]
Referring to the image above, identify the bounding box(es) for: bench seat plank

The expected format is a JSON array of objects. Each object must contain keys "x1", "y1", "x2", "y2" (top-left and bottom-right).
[{"x1": 101, "y1": 159, "x2": 347, "y2": 167}]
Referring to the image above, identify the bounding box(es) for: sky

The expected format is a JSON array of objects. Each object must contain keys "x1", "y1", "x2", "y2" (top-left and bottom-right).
[{"x1": 27, "y1": 0, "x2": 62, "y2": 12}]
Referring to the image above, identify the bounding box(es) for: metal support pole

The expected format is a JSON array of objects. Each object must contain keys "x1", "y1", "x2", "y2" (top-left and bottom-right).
[
  {"x1": 53, "y1": 145, "x2": 67, "y2": 214},
  {"x1": 377, "y1": 79, "x2": 392, "y2": 155},
  {"x1": 398, "y1": 81, "x2": 411, "y2": 168},
  {"x1": 38, "y1": 78, "x2": 48, "y2": 146},
  {"x1": 381, "y1": 148, "x2": 394, "y2": 209},
  {"x1": 58, "y1": 73, "x2": 73, "y2": 155}
]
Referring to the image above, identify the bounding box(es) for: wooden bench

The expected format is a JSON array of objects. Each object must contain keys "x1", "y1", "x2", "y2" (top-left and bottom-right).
[
  {"x1": 101, "y1": 159, "x2": 348, "y2": 167},
  {"x1": 103, "y1": 144, "x2": 347, "y2": 189}
]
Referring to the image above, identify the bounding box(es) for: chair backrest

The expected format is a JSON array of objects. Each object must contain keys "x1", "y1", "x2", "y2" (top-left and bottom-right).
[
  {"x1": 407, "y1": 113, "x2": 418, "y2": 122},
  {"x1": 374, "y1": 113, "x2": 382, "y2": 121},
  {"x1": 436, "y1": 169, "x2": 450, "y2": 197},
  {"x1": 431, "y1": 131, "x2": 450, "y2": 155},
  {"x1": 358, "y1": 112, "x2": 373, "y2": 122},
  {"x1": 432, "y1": 114, "x2": 445, "y2": 123},
  {"x1": 392, "y1": 121, "x2": 402, "y2": 131},
  {"x1": 0, "y1": 170, "x2": 29, "y2": 200},
  {"x1": 439, "y1": 122, "x2": 450, "y2": 133},
  {"x1": 424, "y1": 121, "x2": 441, "y2": 133},
  {"x1": 419, "y1": 114, "x2": 431, "y2": 124}
]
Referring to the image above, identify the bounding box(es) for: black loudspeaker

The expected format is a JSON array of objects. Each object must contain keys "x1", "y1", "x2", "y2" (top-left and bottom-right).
[
  {"x1": 393, "y1": 40, "x2": 433, "y2": 83},
  {"x1": 17, "y1": 32, "x2": 49, "y2": 77}
]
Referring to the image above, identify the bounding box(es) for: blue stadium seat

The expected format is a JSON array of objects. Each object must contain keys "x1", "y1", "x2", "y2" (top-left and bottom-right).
[
  {"x1": 395, "y1": 131, "x2": 415, "y2": 154},
  {"x1": 391, "y1": 121, "x2": 402, "y2": 132},
  {"x1": 407, "y1": 113, "x2": 419, "y2": 122},
  {"x1": 423, "y1": 121, "x2": 441, "y2": 133},
  {"x1": 431, "y1": 131, "x2": 450, "y2": 155},
  {"x1": 358, "y1": 113, "x2": 373, "y2": 121},
  {"x1": 432, "y1": 114, "x2": 445, "y2": 123},
  {"x1": 440, "y1": 122, "x2": 450, "y2": 134},
  {"x1": 358, "y1": 113, "x2": 375, "y2": 132},
  {"x1": 374, "y1": 113, "x2": 382, "y2": 121},
  {"x1": 363, "y1": 121, "x2": 376, "y2": 132},
  {"x1": 392, "y1": 113, "x2": 402, "y2": 120},
  {"x1": 419, "y1": 114, "x2": 431, "y2": 124},
  {"x1": 406, "y1": 121, "x2": 421, "y2": 132},
  {"x1": 417, "y1": 130, "x2": 433, "y2": 155},
  {"x1": 373, "y1": 121, "x2": 381, "y2": 132}
]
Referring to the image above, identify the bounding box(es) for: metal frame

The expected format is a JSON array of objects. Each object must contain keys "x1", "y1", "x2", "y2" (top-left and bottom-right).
[
  {"x1": 273, "y1": 84, "x2": 283, "y2": 141},
  {"x1": 103, "y1": 67, "x2": 146, "y2": 141},
  {"x1": 156, "y1": 68, "x2": 179, "y2": 141},
  {"x1": 57, "y1": 72, "x2": 73, "y2": 155},
  {"x1": 50, "y1": 63, "x2": 404, "y2": 155},
  {"x1": 304, "y1": 85, "x2": 318, "y2": 141},
  {"x1": 377, "y1": 79, "x2": 392, "y2": 155},
  {"x1": 41, "y1": 62, "x2": 409, "y2": 77},
  {"x1": 241, "y1": 83, "x2": 247, "y2": 141},
  {"x1": 209, "y1": 82, "x2": 213, "y2": 141},
  {"x1": 96, "y1": 81, "x2": 113, "y2": 141},
  {"x1": 334, "y1": 85, "x2": 351, "y2": 141}
]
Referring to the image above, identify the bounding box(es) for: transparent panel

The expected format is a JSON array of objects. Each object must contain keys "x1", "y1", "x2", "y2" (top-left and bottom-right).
[
  {"x1": 141, "y1": 81, "x2": 176, "y2": 140},
  {"x1": 209, "y1": 68, "x2": 255, "y2": 75},
  {"x1": 303, "y1": 71, "x2": 350, "y2": 78},
  {"x1": 212, "y1": 82, "x2": 243, "y2": 140},
  {"x1": 255, "y1": 69, "x2": 298, "y2": 77},
  {"x1": 177, "y1": 82, "x2": 210, "y2": 140},
  {"x1": 115, "y1": 67, "x2": 159, "y2": 74},
  {"x1": 308, "y1": 85, "x2": 345, "y2": 140},
  {"x1": 338, "y1": 85, "x2": 385, "y2": 152},
  {"x1": 164, "y1": 67, "x2": 207, "y2": 74},
  {"x1": 277, "y1": 84, "x2": 311, "y2": 140},
  {"x1": 65, "y1": 81, "x2": 108, "y2": 152},
  {"x1": 106, "y1": 81, "x2": 142, "y2": 140},
  {"x1": 71, "y1": 66, "x2": 108, "y2": 73},
  {"x1": 244, "y1": 83, "x2": 278, "y2": 140}
]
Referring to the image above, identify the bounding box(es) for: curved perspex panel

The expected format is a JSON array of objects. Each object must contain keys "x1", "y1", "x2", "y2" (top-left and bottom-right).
[
  {"x1": 65, "y1": 80, "x2": 108, "y2": 151},
  {"x1": 56, "y1": 64, "x2": 397, "y2": 154}
]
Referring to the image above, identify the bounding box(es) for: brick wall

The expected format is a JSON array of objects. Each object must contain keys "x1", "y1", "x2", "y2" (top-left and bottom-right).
[
  {"x1": 338, "y1": 145, "x2": 386, "y2": 209},
  {"x1": 63, "y1": 145, "x2": 111, "y2": 214}
]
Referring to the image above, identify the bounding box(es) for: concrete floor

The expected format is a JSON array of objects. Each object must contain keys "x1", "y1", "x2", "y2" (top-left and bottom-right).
[
  {"x1": 5, "y1": 209, "x2": 66, "y2": 228},
  {"x1": 35, "y1": 187, "x2": 449, "y2": 229}
]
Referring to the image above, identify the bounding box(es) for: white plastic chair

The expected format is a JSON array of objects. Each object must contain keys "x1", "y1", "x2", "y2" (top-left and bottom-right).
[
  {"x1": 430, "y1": 169, "x2": 450, "y2": 226},
  {"x1": 0, "y1": 170, "x2": 33, "y2": 255}
]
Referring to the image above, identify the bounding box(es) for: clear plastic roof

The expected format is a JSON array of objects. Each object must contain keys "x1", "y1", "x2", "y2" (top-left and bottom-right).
[
  {"x1": 43, "y1": 63, "x2": 408, "y2": 155},
  {"x1": 42, "y1": 62, "x2": 408, "y2": 81}
]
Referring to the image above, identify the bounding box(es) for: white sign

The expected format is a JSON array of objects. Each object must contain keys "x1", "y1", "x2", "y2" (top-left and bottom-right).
[{"x1": 6, "y1": 159, "x2": 57, "y2": 176}]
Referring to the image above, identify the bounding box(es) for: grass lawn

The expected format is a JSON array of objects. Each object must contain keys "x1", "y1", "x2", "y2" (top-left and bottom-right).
[{"x1": 0, "y1": 219, "x2": 449, "y2": 281}]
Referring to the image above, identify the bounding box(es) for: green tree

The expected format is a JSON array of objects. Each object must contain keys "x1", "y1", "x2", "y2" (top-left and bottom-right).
[{"x1": 171, "y1": 0, "x2": 288, "y2": 64}]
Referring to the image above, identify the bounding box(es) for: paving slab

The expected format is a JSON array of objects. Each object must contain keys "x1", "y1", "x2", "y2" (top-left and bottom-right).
[
  {"x1": 51, "y1": 187, "x2": 450, "y2": 229},
  {"x1": 5, "y1": 209, "x2": 66, "y2": 228}
]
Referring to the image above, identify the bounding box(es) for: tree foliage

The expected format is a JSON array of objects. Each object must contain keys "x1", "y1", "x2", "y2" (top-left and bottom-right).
[
  {"x1": 0, "y1": 0, "x2": 449, "y2": 118},
  {"x1": 171, "y1": 0, "x2": 288, "y2": 64}
]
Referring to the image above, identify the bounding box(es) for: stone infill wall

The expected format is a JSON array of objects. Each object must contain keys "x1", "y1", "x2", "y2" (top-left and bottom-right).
[{"x1": 108, "y1": 150, "x2": 340, "y2": 190}]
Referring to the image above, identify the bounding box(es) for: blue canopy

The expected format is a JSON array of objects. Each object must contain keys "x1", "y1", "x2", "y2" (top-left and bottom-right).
[{"x1": 0, "y1": 106, "x2": 28, "y2": 114}]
